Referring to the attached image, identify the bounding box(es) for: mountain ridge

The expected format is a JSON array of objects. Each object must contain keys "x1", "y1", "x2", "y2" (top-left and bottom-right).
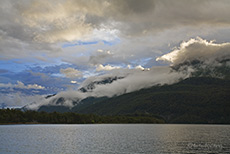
[
  {"x1": 34, "y1": 77, "x2": 230, "y2": 124},
  {"x1": 23, "y1": 56, "x2": 230, "y2": 124}
]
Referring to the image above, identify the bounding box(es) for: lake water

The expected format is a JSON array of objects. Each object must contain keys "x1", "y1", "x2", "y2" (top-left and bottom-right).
[{"x1": 0, "y1": 124, "x2": 230, "y2": 154}]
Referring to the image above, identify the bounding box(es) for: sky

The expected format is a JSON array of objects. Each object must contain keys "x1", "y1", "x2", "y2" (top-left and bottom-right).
[{"x1": 1, "y1": 0, "x2": 230, "y2": 108}]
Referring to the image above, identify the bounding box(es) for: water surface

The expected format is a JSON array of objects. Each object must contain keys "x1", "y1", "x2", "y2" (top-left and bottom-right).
[{"x1": 0, "y1": 124, "x2": 229, "y2": 153}]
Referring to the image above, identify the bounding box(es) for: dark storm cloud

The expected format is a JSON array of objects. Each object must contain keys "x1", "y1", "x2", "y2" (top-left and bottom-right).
[{"x1": 2, "y1": 0, "x2": 230, "y2": 62}]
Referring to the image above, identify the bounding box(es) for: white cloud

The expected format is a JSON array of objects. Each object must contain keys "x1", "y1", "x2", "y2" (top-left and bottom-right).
[
  {"x1": 97, "y1": 49, "x2": 103, "y2": 53},
  {"x1": 21, "y1": 0, "x2": 95, "y2": 43},
  {"x1": 25, "y1": 66, "x2": 186, "y2": 109},
  {"x1": 70, "y1": 80, "x2": 78, "y2": 84},
  {"x1": 96, "y1": 64, "x2": 120, "y2": 71},
  {"x1": 0, "y1": 92, "x2": 45, "y2": 108},
  {"x1": 134, "y1": 65, "x2": 150, "y2": 71},
  {"x1": 156, "y1": 37, "x2": 230, "y2": 66},
  {"x1": 60, "y1": 67, "x2": 82, "y2": 78},
  {"x1": 135, "y1": 65, "x2": 145, "y2": 70},
  {"x1": 26, "y1": 90, "x2": 87, "y2": 110},
  {"x1": 87, "y1": 66, "x2": 186, "y2": 98},
  {"x1": 25, "y1": 36, "x2": 230, "y2": 109},
  {"x1": 0, "y1": 81, "x2": 45, "y2": 90}
]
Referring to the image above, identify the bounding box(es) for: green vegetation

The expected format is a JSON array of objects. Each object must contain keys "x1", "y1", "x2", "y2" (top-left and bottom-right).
[
  {"x1": 0, "y1": 109, "x2": 165, "y2": 124},
  {"x1": 71, "y1": 77, "x2": 230, "y2": 124},
  {"x1": 3, "y1": 77, "x2": 229, "y2": 124}
]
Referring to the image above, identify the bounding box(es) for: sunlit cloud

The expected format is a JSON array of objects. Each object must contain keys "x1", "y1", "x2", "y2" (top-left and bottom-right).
[
  {"x1": 157, "y1": 37, "x2": 230, "y2": 66},
  {"x1": 0, "y1": 81, "x2": 45, "y2": 90},
  {"x1": 60, "y1": 67, "x2": 83, "y2": 79},
  {"x1": 70, "y1": 80, "x2": 78, "y2": 84},
  {"x1": 1, "y1": 0, "x2": 230, "y2": 107},
  {"x1": 96, "y1": 64, "x2": 120, "y2": 71}
]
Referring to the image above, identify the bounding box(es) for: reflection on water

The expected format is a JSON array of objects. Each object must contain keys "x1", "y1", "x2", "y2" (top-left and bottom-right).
[{"x1": 0, "y1": 124, "x2": 230, "y2": 154}]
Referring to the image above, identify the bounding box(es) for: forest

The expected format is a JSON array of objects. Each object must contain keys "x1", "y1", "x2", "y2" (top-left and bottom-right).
[
  {"x1": 0, "y1": 109, "x2": 164, "y2": 124},
  {"x1": 1, "y1": 77, "x2": 230, "y2": 124}
]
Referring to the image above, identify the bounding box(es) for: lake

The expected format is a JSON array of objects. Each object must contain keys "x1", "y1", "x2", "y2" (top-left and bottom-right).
[{"x1": 0, "y1": 124, "x2": 230, "y2": 154}]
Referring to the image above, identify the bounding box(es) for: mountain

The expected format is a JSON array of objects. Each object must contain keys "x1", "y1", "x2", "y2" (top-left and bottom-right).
[
  {"x1": 172, "y1": 58, "x2": 230, "y2": 79},
  {"x1": 24, "y1": 57, "x2": 230, "y2": 123},
  {"x1": 71, "y1": 77, "x2": 230, "y2": 124},
  {"x1": 34, "y1": 77, "x2": 230, "y2": 124},
  {"x1": 26, "y1": 76, "x2": 124, "y2": 112},
  {"x1": 79, "y1": 76, "x2": 124, "y2": 92}
]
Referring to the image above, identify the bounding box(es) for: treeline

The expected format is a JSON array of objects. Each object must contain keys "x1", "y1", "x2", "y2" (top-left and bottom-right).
[
  {"x1": 71, "y1": 77, "x2": 230, "y2": 124},
  {"x1": 0, "y1": 109, "x2": 165, "y2": 124}
]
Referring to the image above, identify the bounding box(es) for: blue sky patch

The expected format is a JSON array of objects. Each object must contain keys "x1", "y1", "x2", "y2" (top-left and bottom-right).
[{"x1": 62, "y1": 41, "x2": 99, "y2": 48}]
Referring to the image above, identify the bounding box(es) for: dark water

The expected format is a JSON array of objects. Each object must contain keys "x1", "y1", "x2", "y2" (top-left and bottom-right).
[{"x1": 0, "y1": 124, "x2": 230, "y2": 154}]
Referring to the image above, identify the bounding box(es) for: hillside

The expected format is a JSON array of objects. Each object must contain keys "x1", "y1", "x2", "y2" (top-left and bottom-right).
[{"x1": 37, "y1": 77, "x2": 230, "y2": 124}]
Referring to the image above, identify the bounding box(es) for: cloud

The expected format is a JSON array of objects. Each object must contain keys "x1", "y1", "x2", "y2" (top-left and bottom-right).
[
  {"x1": 1, "y1": 0, "x2": 230, "y2": 66},
  {"x1": 30, "y1": 71, "x2": 49, "y2": 80},
  {"x1": 60, "y1": 67, "x2": 83, "y2": 78},
  {"x1": 20, "y1": 0, "x2": 101, "y2": 43},
  {"x1": 0, "y1": 64, "x2": 85, "y2": 96},
  {"x1": 38, "y1": 66, "x2": 187, "y2": 107},
  {"x1": 66, "y1": 0, "x2": 230, "y2": 37},
  {"x1": 0, "y1": 92, "x2": 45, "y2": 108},
  {"x1": 96, "y1": 64, "x2": 120, "y2": 71},
  {"x1": 25, "y1": 36, "x2": 230, "y2": 109},
  {"x1": 135, "y1": 65, "x2": 147, "y2": 71},
  {"x1": 0, "y1": 0, "x2": 63, "y2": 60},
  {"x1": 29, "y1": 65, "x2": 186, "y2": 110},
  {"x1": 89, "y1": 50, "x2": 113, "y2": 65},
  {"x1": 70, "y1": 80, "x2": 79, "y2": 84},
  {"x1": 156, "y1": 37, "x2": 230, "y2": 66},
  {"x1": 10, "y1": 0, "x2": 230, "y2": 45},
  {"x1": 25, "y1": 90, "x2": 87, "y2": 110},
  {"x1": 2, "y1": 1, "x2": 230, "y2": 108},
  {"x1": 85, "y1": 66, "x2": 186, "y2": 98},
  {"x1": 34, "y1": 21, "x2": 92, "y2": 43},
  {"x1": 0, "y1": 81, "x2": 45, "y2": 90}
]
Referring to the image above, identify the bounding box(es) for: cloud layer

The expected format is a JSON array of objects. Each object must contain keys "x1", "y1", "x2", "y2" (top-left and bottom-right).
[
  {"x1": 0, "y1": 93, "x2": 45, "y2": 108},
  {"x1": 157, "y1": 37, "x2": 230, "y2": 66},
  {"x1": 60, "y1": 67, "x2": 82, "y2": 78},
  {"x1": 26, "y1": 37, "x2": 230, "y2": 110},
  {"x1": 21, "y1": 0, "x2": 230, "y2": 39},
  {"x1": 0, "y1": 81, "x2": 45, "y2": 90},
  {"x1": 2, "y1": 0, "x2": 230, "y2": 62},
  {"x1": 1, "y1": 1, "x2": 230, "y2": 108}
]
